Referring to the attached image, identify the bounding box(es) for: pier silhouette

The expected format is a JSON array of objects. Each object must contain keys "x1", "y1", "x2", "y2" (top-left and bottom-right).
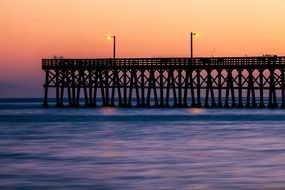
[{"x1": 42, "y1": 56, "x2": 285, "y2": 108}]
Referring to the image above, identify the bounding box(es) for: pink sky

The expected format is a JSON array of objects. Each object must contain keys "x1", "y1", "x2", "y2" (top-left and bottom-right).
[{"x1": 0, "y1": 0, "x2": 285, "y2": 95}]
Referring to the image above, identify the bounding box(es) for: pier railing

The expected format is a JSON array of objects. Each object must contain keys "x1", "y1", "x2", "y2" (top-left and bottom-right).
[{"x1": 43, "y1": 56, "x2": 285, "y2": 67}]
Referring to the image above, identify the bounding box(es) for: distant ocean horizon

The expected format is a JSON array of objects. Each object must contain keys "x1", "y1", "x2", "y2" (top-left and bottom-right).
[{"x1": 1, "y1": 98, "x2": 285, "y2": 189}]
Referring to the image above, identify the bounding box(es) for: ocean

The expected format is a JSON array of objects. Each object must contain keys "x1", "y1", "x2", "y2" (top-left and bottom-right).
[{"x1": 1, "y1": 98, "x2": 285, "y2": 189}]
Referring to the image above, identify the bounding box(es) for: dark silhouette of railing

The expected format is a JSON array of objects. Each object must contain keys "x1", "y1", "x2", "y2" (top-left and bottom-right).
[{"x1": 42, "y1": 56, "x2": 285, "y2": 108}]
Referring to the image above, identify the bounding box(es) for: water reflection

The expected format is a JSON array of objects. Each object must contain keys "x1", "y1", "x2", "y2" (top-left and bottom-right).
[
  {"x1": 187, "y1": 108, "x2": 206, "y2": 114},
  {"x1": 1, "y1": 107, "x2": 285, "y2": 189},
  {"x1": 100, "y1": 107, "x2": 117, "y2": 115}
]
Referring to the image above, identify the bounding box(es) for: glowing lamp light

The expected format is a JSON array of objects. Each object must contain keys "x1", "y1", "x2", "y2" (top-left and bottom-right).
[
  {"x1": 107, "y1": 35, "x2": 115, "y2": 40},
  {"x1": 192, "y1": 32, "x2": 200, "y2": 37}
]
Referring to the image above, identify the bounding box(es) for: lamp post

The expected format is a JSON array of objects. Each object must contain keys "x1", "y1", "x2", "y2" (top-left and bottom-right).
[
  {"x1": 190, "y1": 32, "x2": 198, "y2": 59},
  {"x1": 107, "y1": 35, "x2": 116, "y2": 59}
]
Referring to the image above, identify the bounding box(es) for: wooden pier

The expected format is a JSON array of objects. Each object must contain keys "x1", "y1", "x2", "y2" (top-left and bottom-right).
[{"x1": 42, "y1": 56, "x2": 285, "y2": 108}]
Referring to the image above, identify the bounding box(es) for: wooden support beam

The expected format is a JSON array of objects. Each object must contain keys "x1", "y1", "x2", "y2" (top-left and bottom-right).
[
  {"x1": 43, "y1": 69, "x2": 49, "y2": 107},
  {"x1": 282, "y1": 68, "x2": 285, "y2": 108},
  {"x1": 160, "y1": 67, "x2": 165, "y2": 107},
  {"x1": 196, "y1": 69, "x2": 202, "y2": 108},
  {"x1": 238, "y1": 69, "x2": 243, "y2": 108},
  {"x1": 259, "y1": 69, "x2": 265, "y2": 108},
  {"x1": 225, "y1": 69, "x2": 236, "y2": 108},
  {"x1": 189, "y1": 70, "x2": 196, "y2": 108},
  {"x1": 217, "y1": 69, "x2": 223, "y2": 108},
  {"x1": 141, "y1": 69, "x2": 146, "y2": 107},
  {"x1": 204, "y1": 69, "x2": 211, "y2": 108},
  {"x1": 268, "y1": 69, "x2": 277, "y2": 108}
]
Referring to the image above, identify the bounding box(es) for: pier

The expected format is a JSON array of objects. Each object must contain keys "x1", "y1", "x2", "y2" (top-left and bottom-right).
[{"x1": 42, "y1": 56, "x2": 285, "y2": 108}]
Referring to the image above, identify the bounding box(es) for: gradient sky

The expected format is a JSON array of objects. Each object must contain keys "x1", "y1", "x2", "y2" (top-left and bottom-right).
[{"x1": 0, "y1": 0, "x2": 285, "y2": 93}]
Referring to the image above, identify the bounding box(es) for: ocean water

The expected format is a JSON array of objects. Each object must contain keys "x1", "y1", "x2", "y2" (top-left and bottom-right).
[{"x1": 1, "y1": 99, "x2": 285, "y2": 189}]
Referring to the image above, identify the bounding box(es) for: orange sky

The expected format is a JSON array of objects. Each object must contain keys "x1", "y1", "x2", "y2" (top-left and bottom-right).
[{"x1": 0, "y1": 0, "x2": 285, "y2": 90}]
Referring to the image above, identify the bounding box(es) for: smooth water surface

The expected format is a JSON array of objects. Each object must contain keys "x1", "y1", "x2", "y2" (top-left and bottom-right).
[{"x1": 1, "y1": 99, "x2": 285, "y2": 189}]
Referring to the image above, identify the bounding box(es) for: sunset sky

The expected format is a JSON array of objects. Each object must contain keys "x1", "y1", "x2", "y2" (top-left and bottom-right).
[{"x1": 0, "y1": 0, "x2": 285, "y2": 96}]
